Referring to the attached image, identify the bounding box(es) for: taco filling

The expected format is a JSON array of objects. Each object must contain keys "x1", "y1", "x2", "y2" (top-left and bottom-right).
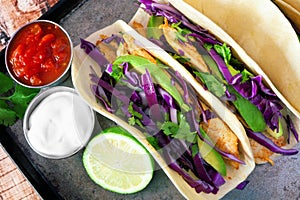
[
  {"x1": 134, "y1": 0, "x2": 299, "y2": 164},
  {"x1": 79, "y1": 32, "x2": 247, "y2": 194}
]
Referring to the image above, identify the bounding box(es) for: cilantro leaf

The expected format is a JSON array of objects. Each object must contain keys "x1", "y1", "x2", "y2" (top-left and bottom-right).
[
  {"x1": 0, "y1": 73, "x2": 39, "y2": 126},
  {"x1": 147, "y1": 136, "x2": 160, "y2": 150},
  {"x1": 0, "y1": 72, "x2": 14, "y2": 94},
  {"x1": 161, "y1": 114, "x2": 196, "y2": 143},
  {"x1": 110, "y1": 64, "x2": 124, "y2": 82},
  {"x1": 128, "y1": 102, "x2": 143, "y2": 127},
  {"x1": 161, "y1": 121, "x2": 179, "y2": 136},
  {"x1": 194, "y1": 71, "x2": 226, "y2": 98},
  {"x1": 177, "y1": 115, "x2": 197, "y2": 143},
  {"x1": 128, "y1": 102, "x2": 142, "y2": 119},
  {"x1": 8, "y1": 84, "x2": 39, "y2": 118},
  {"x1": 128, "y1": 116, "x2": 136, "y2": 126},
  {"x1": 171, "y1": 22, "x2": 192, "y2": 36},
  {"x1": 0, "y1": 103, "x2": 17, "y2": 126}
]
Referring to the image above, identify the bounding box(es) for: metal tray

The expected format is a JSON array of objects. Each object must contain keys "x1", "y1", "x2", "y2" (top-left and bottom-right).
[{"x1": 1, "y1": 1, "x2": 299, "y2": 199}]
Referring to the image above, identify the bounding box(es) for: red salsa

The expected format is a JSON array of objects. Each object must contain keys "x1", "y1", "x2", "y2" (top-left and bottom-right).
[{"x1": 7, "y1": 21, "x2": 72, "y2": 86}]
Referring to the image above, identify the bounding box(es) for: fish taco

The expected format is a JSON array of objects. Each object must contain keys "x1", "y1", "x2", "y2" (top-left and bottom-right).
[
  {"x1": 180, "y1": 0, "x2": 300, "y2": 118},
  {"x1": 71, "y1": 20, "x2": 254, "y2": 199},
  {"x1": 128, "y1": 0, "x2": 299, "y2": 164}
]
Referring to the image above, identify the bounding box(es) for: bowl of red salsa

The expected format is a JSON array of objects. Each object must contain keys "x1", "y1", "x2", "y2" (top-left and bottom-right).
[{"x1": 5, "y1": 20, "x2": 73, "y2": 88}]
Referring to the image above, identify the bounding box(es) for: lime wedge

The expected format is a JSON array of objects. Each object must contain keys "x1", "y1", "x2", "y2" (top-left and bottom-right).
[{"x1": 82, "y1": 126, "x2": 154, "y2": 194}]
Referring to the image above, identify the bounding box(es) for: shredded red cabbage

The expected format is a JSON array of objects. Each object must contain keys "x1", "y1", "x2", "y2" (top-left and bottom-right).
[
  {"x1": 284, "y1": 115, "x2": 299, "y2": 143},
  {"x1": 139, "y1": 0, "x2": 218, "y2": 42},
  {"x1": 236, "y1": 180, "x2": 250, "y2": 190},
  {"x1": 245, "y1": 128, "x2": 298, "y2": 155},
  {"x1": 80, "y1": 38, "x2": 109, "y2": 69},
  {"x1": 188, "y1": 33, "x2": 221, "y2": 45},
  {"x1": 229, "y1": 74, "x2": 284, "y2": 131},
  {"x1": 101, "y1": 34, "x2": 124, "y2": 44},
  {"x1": 158, "y1": 87, "x2": 176, "y2": 108},
  {"x1": 193, "y1": 152, "x2": 225, "y2": 193},
  {"x1": 163, "y1": 149, "x2": 216, "y2": 194},
  {"x1": 142, "y1": 69, "x2": 163, "y2": 121},
  {"x1": 122, "y1": 62, "x2": 142, "y2": 87},
  {"x1": 90, "y1": 81, "x2": 113, "y2": 113},
  {"x1": 207, "y1": 48, "x2": 233, "y2": 82}
]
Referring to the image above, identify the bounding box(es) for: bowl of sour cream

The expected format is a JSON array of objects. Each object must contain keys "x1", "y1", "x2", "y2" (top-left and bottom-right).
[{"x1": 23, "y1": 86, "x2": 95, "y2": 159}]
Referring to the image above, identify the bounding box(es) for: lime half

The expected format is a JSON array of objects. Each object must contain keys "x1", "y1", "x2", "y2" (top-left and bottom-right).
[{"x1": 83, "y1": 126, "x2": 154, "y2": 194}]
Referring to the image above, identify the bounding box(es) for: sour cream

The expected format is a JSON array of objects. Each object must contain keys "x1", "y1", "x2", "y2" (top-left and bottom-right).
[{"x1": 26, "y1": 89, "x2": 94, "y2": 158}]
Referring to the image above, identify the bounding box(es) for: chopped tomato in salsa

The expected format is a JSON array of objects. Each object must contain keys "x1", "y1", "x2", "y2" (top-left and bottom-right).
[{"x1": 7, "y1": 21, "x2": 71, "y2": 86}]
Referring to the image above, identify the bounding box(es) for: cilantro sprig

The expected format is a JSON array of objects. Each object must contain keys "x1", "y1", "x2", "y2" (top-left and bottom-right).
[
  {"x1": 0, "y1": 72, "x2": 39, "y2": 126},
  {"x1": 161, "y1": 113, "x2": 197, "y2": 143}
]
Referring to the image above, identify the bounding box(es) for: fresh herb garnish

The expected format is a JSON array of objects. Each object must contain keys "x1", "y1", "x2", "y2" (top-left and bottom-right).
[
  {"x1": 161, "y1": 113, "x2": 196, "y2": 143},
  {"x1": 128, "y1": 102, "x2": 143, "y2": 127},
  {"x1": 0, "y1": 72, "x2": 39, "y2": 126}
]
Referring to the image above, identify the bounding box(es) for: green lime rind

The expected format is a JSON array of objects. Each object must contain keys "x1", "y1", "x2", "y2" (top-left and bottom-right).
[{"x1": 82, "y1": 126, "x2": 154, "y2": 194}]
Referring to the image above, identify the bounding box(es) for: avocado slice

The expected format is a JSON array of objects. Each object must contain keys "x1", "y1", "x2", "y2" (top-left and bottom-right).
[
  {"x1": 197, "y1": 128, "x2": 227, "y2": 176},
  {"x1": 147, "y1": 16, "x2": 164, "y2": 40}
]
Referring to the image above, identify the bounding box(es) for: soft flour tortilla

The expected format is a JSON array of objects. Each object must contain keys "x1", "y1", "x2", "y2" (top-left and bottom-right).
[
  {"x1": 273, "y1": 0, "x2": 300, "y2": 32},
  {"x1": 130, "y1": 1, "x2": 299, "y2": 164},
  {"x1": 72, "y1": 20, "x2": 255, "y2": 200},
  {"x1": 182, "y1": 0, "x2": 300, "y2": 119},
  {"x1": 278, "y1": 0, "x2": 300, "y2": 12}
]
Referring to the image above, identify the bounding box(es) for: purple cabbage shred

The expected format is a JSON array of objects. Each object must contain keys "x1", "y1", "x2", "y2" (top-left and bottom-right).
[
  {"x1": 245, "y1": 128, "x2": 298, "y2": 155},
  {"x1": 80, "y1": 38, "x2": 109, "y2": 70},
  {"x1": 236, "y1": 180, "x2": 250, "y2": 190},
  {"x1": 138, "y1": 0, "x2": 218, "y2": 43}
]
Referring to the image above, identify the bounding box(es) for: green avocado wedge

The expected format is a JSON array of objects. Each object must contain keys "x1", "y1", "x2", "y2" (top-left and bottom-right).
[{"x1": 197, "y1": 128, "x2": 227, "y2": 176}]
